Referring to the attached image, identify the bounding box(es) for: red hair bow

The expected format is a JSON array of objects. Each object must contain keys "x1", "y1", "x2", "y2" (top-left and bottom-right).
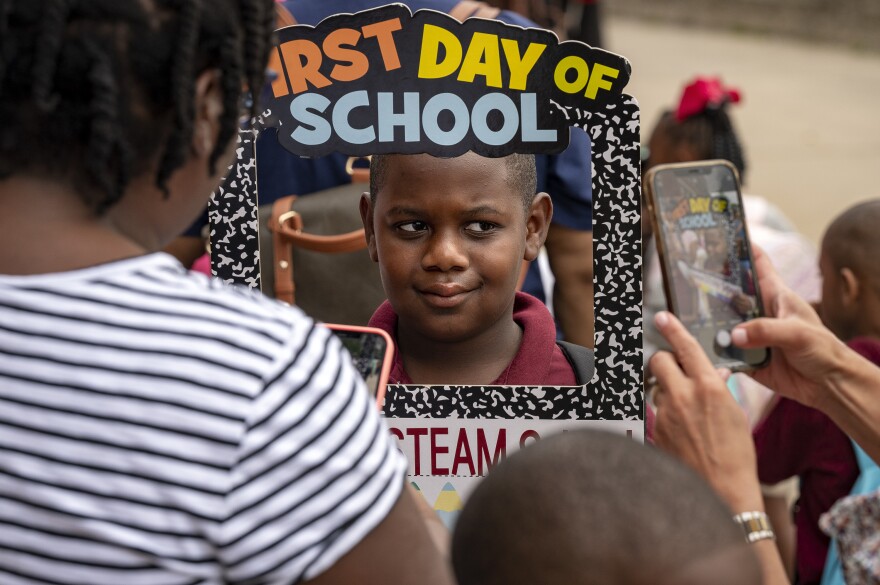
[{"x1": 675, "y1": 77, "x2": 742, "y2": 122}]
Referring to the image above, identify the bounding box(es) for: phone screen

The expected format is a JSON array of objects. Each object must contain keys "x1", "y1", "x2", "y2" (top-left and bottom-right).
[
  {"x1": 650, "y1": 162, "x2": 769, "y2": 369},
  {"x1": 331, "y1": 329, "x2": 391, "y2": 397}
]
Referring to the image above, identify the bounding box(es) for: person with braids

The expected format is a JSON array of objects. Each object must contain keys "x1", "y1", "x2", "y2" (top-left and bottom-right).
[
  {"x1": 646, "y1": 76, "x2": 748, "y2": 181},
  {"x1": 642, "y1": 77, "x2": 821, "y2": 414},
  {"x1": 0, "y1": 2, "x2": 453, "y2": 584}
]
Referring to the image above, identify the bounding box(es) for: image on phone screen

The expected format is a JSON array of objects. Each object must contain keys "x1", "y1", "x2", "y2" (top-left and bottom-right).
[
  {"x1": 650, "y1": 162, "x2": 769, "y2": 369},
  {"x1": 328, "y1": 328, "x2": 391, "y2": 398}
]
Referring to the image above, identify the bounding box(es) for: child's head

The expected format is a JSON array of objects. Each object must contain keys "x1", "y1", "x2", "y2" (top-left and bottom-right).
[
  {"x1": 453, "y1": 431, "x2": 760, "y2": 585},
  {"x1": 0, "y1": 0, "x2": 274, "y2": 234},
  {"x1": 646, "y1": 77, "x2": 747, "y2": 184},
  {"x1": 361, "y1": 152, "x2": 551, "y2": 344},
  {"x1": 819, "y1": 199, "x2": 880, "y2": 340}
]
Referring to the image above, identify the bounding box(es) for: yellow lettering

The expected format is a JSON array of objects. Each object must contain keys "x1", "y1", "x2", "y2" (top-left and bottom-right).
[
  {"x1": 554, "y1": 55, "x2": 589, "y2": 94},
  {"x1": 457, "y1": 32, "x2": 502, "y2": 88},
  {"x1": 584, "y1": 63, "x2": 619, "y2": 99},
  {"x1": 689, "y1": 198, "x2": 710, "y2": 213},
  {"x1": 418, "y1": 24, "x2": 462, "y2": 79},
  {"x1": 501, "y1": 39, "x2": 545, "y2": 91}
]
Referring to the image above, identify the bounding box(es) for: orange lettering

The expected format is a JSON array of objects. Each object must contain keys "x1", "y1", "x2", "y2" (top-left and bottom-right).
[
  {"x1": 362, "y1": 18, "x2": 403, "y2": 71},
  {"x1": 324, "y1": 28, "x2": 370, "y2": 82},
  {"x1": 280, "y1": 39, "x2": 331, "y2": 94}
]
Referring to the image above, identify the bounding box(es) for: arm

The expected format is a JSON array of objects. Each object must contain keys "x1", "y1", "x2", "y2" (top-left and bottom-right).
[
  {"x1": 223, "y1": 325, "x2": 453, "y2": 585},
  {"x1": 545, "y1": 224, "x2": 594, "y2": 348},
  {"x1": 731, "y1": 246, "x2": 880, "y2": 464},
  {"x1": 306, "y1": 486, "x2": 454, "y2": 585},
  {"x1": 542, "y1": 127, "x2": 595, "y2": 348},
  {"x1": 650, "y1": 311, "x2": 790, "y2": 585}
]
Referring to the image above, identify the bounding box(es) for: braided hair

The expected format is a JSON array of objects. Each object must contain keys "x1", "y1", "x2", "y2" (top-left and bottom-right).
[
  {"x1": 0, "y1": 0, "x2": 275, "y2": 213},
  {"x1": 654, "y1": 106, "x2": 748, "y2": 184}
]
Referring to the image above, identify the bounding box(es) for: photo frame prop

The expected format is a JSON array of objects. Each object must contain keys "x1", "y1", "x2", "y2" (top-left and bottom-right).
[
  {"x1": 207, "y1": 4, "x2": 643, "y2": 506},
  {"x1": 383, "y1": 387, "x2": 642, "y2": 524}
]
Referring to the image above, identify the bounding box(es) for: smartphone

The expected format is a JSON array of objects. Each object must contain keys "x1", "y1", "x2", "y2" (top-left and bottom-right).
[
  {"x1": 322, "y1": 324, "x2": 394, "y2": 407},
  {"x1": 644, "y1": 160, "x2": 770, "y2": 371}
]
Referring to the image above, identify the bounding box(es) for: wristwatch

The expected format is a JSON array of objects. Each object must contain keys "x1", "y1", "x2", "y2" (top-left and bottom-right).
[{"x1": 733, "y1": 511, "x2": 776, "y2": 544}]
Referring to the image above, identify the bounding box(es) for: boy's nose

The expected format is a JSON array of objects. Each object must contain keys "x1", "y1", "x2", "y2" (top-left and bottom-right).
[{"x1": 422, "y1": 230, "x2": 468, "y2": 272}]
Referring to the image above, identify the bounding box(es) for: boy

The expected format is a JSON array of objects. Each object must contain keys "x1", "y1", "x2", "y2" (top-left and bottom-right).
[
  {"x1": 453, "y1": 430, "x2": 761, "y2": 585},
  {"x1": 754, "y1": 199, "x2": 880, "y2": 585},
  {"x1": 360, "y1": 152, "x2": 590, "y2": 385}
]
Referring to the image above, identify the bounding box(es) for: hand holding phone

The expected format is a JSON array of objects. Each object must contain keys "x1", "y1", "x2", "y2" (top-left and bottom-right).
[{"x1": 644, "y1": 160, "x2": 769, "y2": 371}]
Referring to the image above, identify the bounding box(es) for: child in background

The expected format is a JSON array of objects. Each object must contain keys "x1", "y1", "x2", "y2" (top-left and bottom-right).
[
  {"x1": 360, "y1": 152, "x2": 592, "y2": 385},
  {"x1": 643, "y1": 77, "x2": 821, "y2": 424},
  {"x1": 755, "y1": 199, "x2": 880, "y2": 585},
  {"x1": 453, "y1": 430, "x2": 761, "y2": 585}
]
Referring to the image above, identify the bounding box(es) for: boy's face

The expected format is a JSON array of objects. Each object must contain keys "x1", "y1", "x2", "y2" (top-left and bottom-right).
[{"x1": 362, "y1": 153, "x2": 550, "y2": 344}]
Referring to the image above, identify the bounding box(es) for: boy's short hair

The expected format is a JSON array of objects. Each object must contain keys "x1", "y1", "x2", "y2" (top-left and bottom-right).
[
  {"x1": 369, "y1": 153, "x2": 537, "y2": 212},
  {"x1": 824, "y1": 199, "x2": 880, "y2": 293},
  {"x1": 452, "y1": 430, "x2": 759, "y2": 585}
]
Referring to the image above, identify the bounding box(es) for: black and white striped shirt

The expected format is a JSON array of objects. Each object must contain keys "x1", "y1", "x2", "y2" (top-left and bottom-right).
[{"x1": 0, "y1": 253, "x2": 406, "y2": 585}]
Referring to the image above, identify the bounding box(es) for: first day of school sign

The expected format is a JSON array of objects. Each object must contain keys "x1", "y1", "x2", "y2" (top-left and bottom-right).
[{"x1": 263, "y1": 3, "x2": 631, "y2": 157}]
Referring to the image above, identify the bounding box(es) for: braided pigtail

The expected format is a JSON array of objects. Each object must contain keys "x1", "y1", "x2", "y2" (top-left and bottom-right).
[
  {"x1": 0, "y1": 0, "x2": 12, "y2": 89},
  {"x1": 32, "y1": 0, "x2": 74, "y2": 110},
  {"x1": 1, "y1": 0, "x2": 275, "y2": 212},
  {"x1": 210, "y1": 32, "x2": 244, "y2": 174},
  {"x1": 707, "y1": 108, "x2": 747, "y2": 183},
  {"x1": 241, "y1": 0, "x2": 271, "y2": 118},
  {"x1": 83, "y1": 38, "x2": 132, "y2": 212},
  {"x1": 155, "y1": 0, "x2": 202, "y2": 195}
]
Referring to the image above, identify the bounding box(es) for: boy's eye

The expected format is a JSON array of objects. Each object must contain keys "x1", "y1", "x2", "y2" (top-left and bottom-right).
[
  {"x1": 398, "y1": 221, "x2": 428, "y2": 233},
  {"x1": 465, "y1": 221, "x2": 498, "y2": 233}
]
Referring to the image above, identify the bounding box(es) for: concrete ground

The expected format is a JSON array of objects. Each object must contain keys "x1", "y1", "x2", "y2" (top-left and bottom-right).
[{"x1": 604, "y1": 17, "x2": 880, "y2": 246}]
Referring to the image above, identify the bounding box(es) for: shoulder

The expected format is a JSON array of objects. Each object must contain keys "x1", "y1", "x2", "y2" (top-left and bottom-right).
[
  {"x1": 130, "y1": 253, "x2": 314, "y2": 332},
  {"x1": 91, "y1": 254, "x2": 332, "y2": 391}
]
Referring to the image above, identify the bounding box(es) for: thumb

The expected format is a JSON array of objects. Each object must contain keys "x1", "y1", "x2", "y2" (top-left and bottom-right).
[{"x1": 732, "y1": 315, "x2": 814, "y2": 351}]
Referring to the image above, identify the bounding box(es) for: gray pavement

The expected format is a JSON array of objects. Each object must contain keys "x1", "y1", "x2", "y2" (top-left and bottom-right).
[{"x1": 605, "y1": 17, "x2": 880, "y2": 245}]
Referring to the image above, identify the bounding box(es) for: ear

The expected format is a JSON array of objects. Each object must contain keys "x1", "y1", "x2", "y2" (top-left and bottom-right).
[
  {"x1": 840, "y1": 267, "x2": 860, "y2": 306},
  {"x1": 360, "y1": 193, "x2": 379, "y2": 262},
  {"x1": 524, "y1": 192, "x2": 552, "y2": 261},
  {"x1": 191, "y1": 69, "x2": 225, "y2": 159}
]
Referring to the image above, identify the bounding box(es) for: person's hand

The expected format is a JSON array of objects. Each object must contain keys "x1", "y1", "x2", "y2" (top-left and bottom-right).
[
  {"x1": 730, "y1": 246, "x2": 852, "y2": 412},
  {"x1": 731, "y1": 291, "x2": 756, "y2": 316},
  {"x1": 651, "y1": 311, "x2": 763, "y2": 512}
]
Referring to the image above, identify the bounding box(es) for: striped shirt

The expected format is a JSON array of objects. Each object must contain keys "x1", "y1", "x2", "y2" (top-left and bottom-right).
[{"x1": 0, "y1": 253, "x2": 406, "y2": 585}]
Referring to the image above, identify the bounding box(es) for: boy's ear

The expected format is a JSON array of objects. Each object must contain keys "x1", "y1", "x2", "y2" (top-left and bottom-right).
[
  {"x1": 524, "y1": 192, "x2": 552, "y2": 262},
  {"x1": 359, "y1": 193, "x2": 379, "y2": 262},
  {"x1": 840, "y1": 267, "x2": 860, "y2": 306},
  {"x1": 191, "y1": 69, "x2": 224, "y2": 159}
]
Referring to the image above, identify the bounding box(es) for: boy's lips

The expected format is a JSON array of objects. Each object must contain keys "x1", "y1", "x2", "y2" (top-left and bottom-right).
[{"x1": 418, "y1": 283, "x2": 474, "y2": 308}]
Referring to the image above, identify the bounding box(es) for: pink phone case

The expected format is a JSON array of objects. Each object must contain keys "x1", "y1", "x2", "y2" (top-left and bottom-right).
[{"x1": 322, "y1": 323, "x2": 394, "y2": 409}]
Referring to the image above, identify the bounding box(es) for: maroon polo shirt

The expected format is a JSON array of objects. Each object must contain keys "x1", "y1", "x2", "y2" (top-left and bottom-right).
[
  {"x1": 368, "y1": 292, "x2": 577, "y2": 385},
  {"x1": 752, "y1": 337, "x2": 880, "y2": 585}
]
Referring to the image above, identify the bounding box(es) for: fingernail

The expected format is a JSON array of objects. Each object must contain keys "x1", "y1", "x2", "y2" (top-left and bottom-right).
[
  {"x1": 655, "y1": 311, "x2": 669, "y2": 328},
  {"x1": 732, "y1": 328, "x2": 748, "y2": 345}
]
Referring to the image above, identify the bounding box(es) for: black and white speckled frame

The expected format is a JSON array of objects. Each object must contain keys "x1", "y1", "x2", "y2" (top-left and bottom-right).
[{"x1": 208, "y1": 93, "x2": 643, "y2": 422}]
